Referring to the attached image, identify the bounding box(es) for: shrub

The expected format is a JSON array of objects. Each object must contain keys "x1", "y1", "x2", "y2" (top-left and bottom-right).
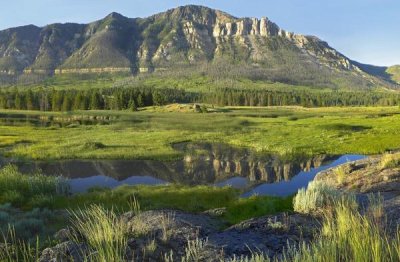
[
  {"x1": 13, "y1": 219, "x2": 44, "y2": 240},
  {"x1": 0, "y1": 211, "x2": 10, "y2": 225},
  {"x1": 293, "y1": 181, "x2": 342, "y2": 214},
  {"x1": 0, "y1": 206, "x2": 59, "y2": 242},
  {"x1": 0, "y1": 190, "x2": 24, "y2": 206},
  {"x1": 83, "y1": 141, "x2": 106, "y2": 150},
  {"x1": 27, "y1": 194, "x2": 55, "y2": 208}
]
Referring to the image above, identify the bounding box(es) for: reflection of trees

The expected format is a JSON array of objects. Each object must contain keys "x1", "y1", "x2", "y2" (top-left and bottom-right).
[
  {"x1": 17, "y1": 143, "x2": 334, "y2": 185},
  {"x1": 182, "y1": 152, "x2": 330, "y2": 184},
  {"x1": 173, "y1": 143, "x2": 332, "y2": 184}
]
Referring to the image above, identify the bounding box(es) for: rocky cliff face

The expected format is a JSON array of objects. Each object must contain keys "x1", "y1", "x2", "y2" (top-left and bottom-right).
[
  {"x1": 0, "y1": 5, "x2": 394, "y2": 88},
  {"x1": 212, "y1": 17, "x2": 280, "y2": 37}
]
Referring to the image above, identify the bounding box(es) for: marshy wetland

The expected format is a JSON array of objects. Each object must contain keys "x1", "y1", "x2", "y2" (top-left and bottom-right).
[
  {"x1": 1, "y1": 106, "x2": 396, "y2": 194},
  {"x1": 0, "y1": 105, "x2": 399, "y2": 261}
]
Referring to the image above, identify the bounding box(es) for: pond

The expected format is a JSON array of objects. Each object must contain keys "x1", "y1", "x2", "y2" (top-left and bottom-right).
[
  {"x1": 0, "y1": 113, "x2": 112, "y2": 127},
  {"x1": 3, "y1": 142, "x2": 366, "y2": 196}
]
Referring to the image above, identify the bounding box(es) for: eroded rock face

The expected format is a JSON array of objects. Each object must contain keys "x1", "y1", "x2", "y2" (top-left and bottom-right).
[{"x1": 213, "y1": 17, "x2": 280, "y2": 37}]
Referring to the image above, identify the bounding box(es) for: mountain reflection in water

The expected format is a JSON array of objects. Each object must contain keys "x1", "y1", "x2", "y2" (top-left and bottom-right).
[{"x1": 8, "y1": 143, "x2": 365, "y2": 195}]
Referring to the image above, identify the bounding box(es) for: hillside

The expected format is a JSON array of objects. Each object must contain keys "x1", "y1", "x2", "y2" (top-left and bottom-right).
[
  {"x1": 0, "y1": 5, "x2": 398, "y2": 90},
  {"x1": 387, "y1": 65, "x2": 400, "y2": 84}
]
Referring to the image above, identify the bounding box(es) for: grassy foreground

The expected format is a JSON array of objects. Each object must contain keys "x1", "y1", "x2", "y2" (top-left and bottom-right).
[
  {"x1": 1, "y1": 165, "x2": 399, "y2": 261},
  {"x1": 0, "y1": 106, "x2": 400, "y2": 160},
  {"x1": 0, "y1": 165, "x2": 292, "y2": 240}
]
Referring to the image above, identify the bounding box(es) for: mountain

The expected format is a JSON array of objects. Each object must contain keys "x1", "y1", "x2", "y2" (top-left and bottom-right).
[{"x1": 0, "y1": 5, "x2": 398, "y2": 89}]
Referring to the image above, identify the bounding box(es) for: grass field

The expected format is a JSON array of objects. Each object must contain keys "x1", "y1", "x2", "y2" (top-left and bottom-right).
[{"x1": 0, "y1": 106, "x2": 399, "y2": 161}]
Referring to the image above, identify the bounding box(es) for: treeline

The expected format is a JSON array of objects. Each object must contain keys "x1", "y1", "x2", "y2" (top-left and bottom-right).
[
  {"x1": 0, "y1": 88, "x2": 194, "y2": 111},
  {"x1": 202, "y1": 89, "x2": 400, "y2": 107},
  {"x1": 0, "y1": 87, "x2": 399, "y2": 111}
]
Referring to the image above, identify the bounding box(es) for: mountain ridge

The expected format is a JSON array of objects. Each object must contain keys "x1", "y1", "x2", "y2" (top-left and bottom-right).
[{"x1": 0, "y1": 5, "x2": 398, "y2": 89}]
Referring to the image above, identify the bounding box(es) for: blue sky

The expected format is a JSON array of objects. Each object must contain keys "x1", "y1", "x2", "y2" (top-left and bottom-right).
[{"x1": 1, "y1": 0, "x2": 399, "y2": 66}]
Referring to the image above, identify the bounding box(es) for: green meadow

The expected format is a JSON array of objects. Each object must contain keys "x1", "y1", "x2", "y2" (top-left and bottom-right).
[{"x1": 0, "y1": 106, "x2": 399, "y2": 161}]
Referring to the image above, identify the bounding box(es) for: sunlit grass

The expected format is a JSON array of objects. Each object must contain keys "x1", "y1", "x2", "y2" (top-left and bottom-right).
[
  {"x1": 287, "y1": 199, "x2": 400, "y2": 262},
  {"x1": 237, "y1": 190, "x2": 400, "y2": 262},
  {"x1": 69, "y1": 205, "x2": 128, "y2": 262},
  {"x1": 0, "y1": 106, "x2": 399, "y2": 161}
]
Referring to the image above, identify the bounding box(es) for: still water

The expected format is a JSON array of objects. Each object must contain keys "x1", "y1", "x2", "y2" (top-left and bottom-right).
[{"x1": 8, "y1": 143, "x2": 365, "y2": 196}]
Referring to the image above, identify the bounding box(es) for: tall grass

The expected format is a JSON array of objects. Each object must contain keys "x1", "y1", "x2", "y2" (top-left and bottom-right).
[
  {"x1": 69, "y1": 205, "x2": 128, "y2": 262},
  {"x1": 287, "y1": 199, "x2": 400, "y2": 262},
  {"x1": 0, "y1": 227, "x2": 40, "y2": 262},
  {"x1": 234, "y1": 182, "x2": 400, "y2": 262},
  {"x1": 0, "y1": 164, "x2": 69, "y2": 208}
]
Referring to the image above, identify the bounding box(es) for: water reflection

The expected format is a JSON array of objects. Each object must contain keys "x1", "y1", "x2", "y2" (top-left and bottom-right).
[
  {"x1": 242, "y1": 154, "x2": 366, "y2": 197},
  {"x1": 9, "y1": 143, "x2": 352, "y2": 194},
  {"x1": 0, "y1": 114, "x2": 111, "y2": 127}
]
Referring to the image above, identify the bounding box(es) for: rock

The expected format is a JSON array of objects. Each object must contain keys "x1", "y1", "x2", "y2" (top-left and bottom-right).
[
  {"x1": 40, "y1": 241, "x2": 89, "y2": 262},
  {"x1": 40, "y1": 209, "x2": 319, "y2": 261},
  {"x1": 205, "y1": 212, "x2": 319, "y2": 259},
  {"x1": 203, "y1": 207, "x2": 227, "y2": 217},
  {"x1": 54, "y1": 228, "x2": 72, "y2": 242},
  {"x1": 193, "y1": 103, "x2": 201, "y2": 110},
  {"x1": 122, "y1": 210, "x2": 318, "y2": 261},
  {"x1": 213, "y1": 17, "x2": 280, "y2": 38}
]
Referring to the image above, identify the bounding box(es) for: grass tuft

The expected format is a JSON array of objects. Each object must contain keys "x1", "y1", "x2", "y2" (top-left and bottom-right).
[
  {"x1": 69, "y1": 205, "x2": 128, "y2": 262},
  {"x1": 182, "y1": 238, "x2": 208, "y2": 262},
  {"x1": 379, "y1": 152, "x2": 400, "y2": 170},
  {"x1": 334, "y1": 165, "x2": 347, "y2": 184}
]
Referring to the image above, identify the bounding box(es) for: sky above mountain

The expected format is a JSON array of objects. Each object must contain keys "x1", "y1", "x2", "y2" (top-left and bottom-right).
[{"x1": 1, "y1": 0, "x2": 399, "y2": 66}]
